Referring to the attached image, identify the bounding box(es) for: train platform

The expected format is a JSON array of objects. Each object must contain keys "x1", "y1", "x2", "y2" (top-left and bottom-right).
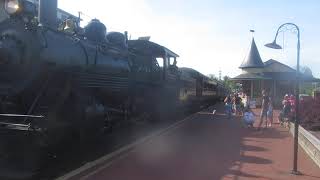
[{"x1": 60, "y1": 104, "x2": 320, "y2": 180}]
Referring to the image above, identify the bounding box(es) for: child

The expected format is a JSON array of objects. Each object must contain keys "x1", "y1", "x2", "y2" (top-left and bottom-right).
[
  {"x1": 267, "y1": 99, "x2": 273, "y2": 127},
  {"x1": 243, "y1": 107, "x2": 255, "y2": 128}
]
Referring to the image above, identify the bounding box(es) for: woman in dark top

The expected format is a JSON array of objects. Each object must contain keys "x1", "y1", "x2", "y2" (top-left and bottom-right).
[{"x1": 257, "y1": 90, "x2": 269, "y2": 130}]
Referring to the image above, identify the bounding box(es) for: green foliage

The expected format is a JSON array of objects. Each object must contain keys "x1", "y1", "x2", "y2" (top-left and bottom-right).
[
  {"x1": 297, "y1": 65, "x2": 316, "y2": 96},
  {"x1": 208, "y1": 74, "x2": 218, "y2": 80},
  {"x1": 222, "y1": 76, "x2": 238, "y2": 92},
  {"x1": 300, "y1": 82, "x2": 316, "y2": 96},
  {"x1": 300, "y1": 98, "x2": 320, "y2": 131},
  {"x1": 301, "y1": 66, "x2": 313, "y2": 77}
]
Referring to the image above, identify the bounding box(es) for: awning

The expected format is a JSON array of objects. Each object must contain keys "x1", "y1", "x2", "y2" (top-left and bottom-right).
[{"x1": 231, "y1": 73, "x2": 271, "y2": 81}]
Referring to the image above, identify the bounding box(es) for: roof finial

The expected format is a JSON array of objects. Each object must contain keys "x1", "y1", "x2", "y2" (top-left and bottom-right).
[
  {"x1": 239, "y1": 31, "x2": 264, "y2": 69},
  {"x1": 250, "y1": 29, "x2": 255, "y2": 38}
]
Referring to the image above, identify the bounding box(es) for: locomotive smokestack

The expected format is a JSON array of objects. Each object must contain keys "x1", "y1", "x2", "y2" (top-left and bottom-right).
[{"x1": 38, "y1": 0, "x2": 57, "y2": 29}]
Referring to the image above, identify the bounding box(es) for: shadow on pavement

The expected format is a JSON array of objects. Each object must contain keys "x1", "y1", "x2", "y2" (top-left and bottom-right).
[
  {"x1": 196, "y1": 111, "x2": 273, "y2": 180},
  {"x1": 227, "y1": 169, "x2": 262, "y2": 179},
  {"x1": 87, "y1": 104, "x2": 318, "y2": 180},
  {"x1": 241, "y1": 144, "x2": 267, "y2": 152}
]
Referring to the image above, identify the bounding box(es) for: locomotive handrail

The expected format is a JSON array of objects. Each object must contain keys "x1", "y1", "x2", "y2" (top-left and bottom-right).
[
  {"x1": 0, "y1": 114, "x2": 44, "y2": 132},
  {"x1": 0, "y1": 122, "x2": 30, "y2": 131},
  {"x1": 0, "y1": 121, "x2": 42, "y2": 132},
  {"x1": 0, "y1": 114, "x2": 44, "y2": 118}
]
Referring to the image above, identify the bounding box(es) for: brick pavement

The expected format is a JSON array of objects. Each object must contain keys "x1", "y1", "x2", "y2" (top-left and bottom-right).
[{"x1": 79, "y1": 104, "x2": 320, "y2": 180}]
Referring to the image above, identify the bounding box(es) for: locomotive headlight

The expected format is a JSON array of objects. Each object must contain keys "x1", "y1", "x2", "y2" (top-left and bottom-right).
[{"x1": 5, "y1": 0, "x2": 20, "y2": 15}]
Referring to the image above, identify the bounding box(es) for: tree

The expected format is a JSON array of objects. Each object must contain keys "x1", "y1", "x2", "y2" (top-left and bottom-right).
[
  {"x1": 299, "y1": 66, "x2": 315, "y2": 95},
  {"x1": 208, "y1": 74, "x2": 218, "y2": 80},
  {"x1": 301, "y1": 66, "x2": 313, "y2": 77},
  {"x1": 222, "y1": 76, "x2": 237, "y2": 92}
]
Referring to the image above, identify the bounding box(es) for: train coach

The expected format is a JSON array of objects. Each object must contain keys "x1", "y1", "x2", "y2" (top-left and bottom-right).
[{"x1": 179, "y1": 67, "x2": 227, "y2": 108}]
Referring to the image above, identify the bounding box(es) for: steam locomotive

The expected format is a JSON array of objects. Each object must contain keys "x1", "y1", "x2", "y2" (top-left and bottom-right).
[{"x1": 0, "y1": 0, "x2": 228, "y2": 177}]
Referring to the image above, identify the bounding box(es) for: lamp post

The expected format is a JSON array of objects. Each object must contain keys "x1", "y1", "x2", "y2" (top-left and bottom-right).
[{"x1": 265, "y1": 23, "x2": 301, "y2": 175}]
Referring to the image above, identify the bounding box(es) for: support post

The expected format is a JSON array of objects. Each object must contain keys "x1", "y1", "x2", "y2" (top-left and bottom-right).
[
  {"x1": 273, "y1": 80, "x2": 276, "y2": 101},
  {"x1": 250, "y1": 80, "x2": 254, "y2": 98},
  {"x1": 292, "y1": 26, "x2": 301, "y2": 174}
]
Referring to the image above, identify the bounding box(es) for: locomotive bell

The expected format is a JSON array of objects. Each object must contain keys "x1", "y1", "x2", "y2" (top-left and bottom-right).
[{"x1": 38, "y1": 0, "x2": 57, "y2": 29}]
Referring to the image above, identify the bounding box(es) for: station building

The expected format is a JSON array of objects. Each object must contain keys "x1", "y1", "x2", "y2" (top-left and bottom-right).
[{"x1": 232, "y1": 37, "x2": 318, "y2": 107}]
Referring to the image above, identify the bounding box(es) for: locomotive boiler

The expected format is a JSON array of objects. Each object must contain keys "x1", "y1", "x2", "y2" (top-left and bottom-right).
[{"x1": 0, "y1": 0, "x2": 135, "y2": 175}]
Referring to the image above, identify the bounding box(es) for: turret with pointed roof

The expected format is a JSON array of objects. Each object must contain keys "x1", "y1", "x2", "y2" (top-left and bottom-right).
[{"x1": 240, "y1": 38, "x2": 264, "y2": 69}]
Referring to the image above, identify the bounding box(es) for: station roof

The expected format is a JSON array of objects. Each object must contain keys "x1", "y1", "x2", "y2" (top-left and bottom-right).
[
  {"x1": 265, "y1": 72, "x2": 320, "y2": 82},
  {"x1": 128, "y1": 40, "x2": 179, "y2": 58},
  {"x1": 239, "y1": 38, "x2": 264, "y2": 69},
  {"x1": 232, "y1": 73, "x2": 271, "y2": 81},
  {"x1": 263, "y1": 59, "x2": 296, "y2": 72},
  {"x1": 232, "y1": 72, "x2": 320, "y2": 82}
]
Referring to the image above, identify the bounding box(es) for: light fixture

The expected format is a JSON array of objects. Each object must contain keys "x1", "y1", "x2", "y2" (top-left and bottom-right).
[
  {"x1": 265, "y1": 40, "x2": 282, "y2": 49},
  {"x1": 5, "y1": 0, "x2": 20, "y2": 15}
]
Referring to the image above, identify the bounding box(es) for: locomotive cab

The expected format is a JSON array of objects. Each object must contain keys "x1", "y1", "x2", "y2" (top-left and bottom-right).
[
  {"x1": 128, "y1": 39, "x2": 180, "y2": 83},
  {"x1": 127, "y1": 40, "x2": 181, "y2": 117}
]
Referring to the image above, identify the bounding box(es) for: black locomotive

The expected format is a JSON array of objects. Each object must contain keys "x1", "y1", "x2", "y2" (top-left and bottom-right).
[{"x1": 0, "y1": 0, "x2": 228, "y2": 177}]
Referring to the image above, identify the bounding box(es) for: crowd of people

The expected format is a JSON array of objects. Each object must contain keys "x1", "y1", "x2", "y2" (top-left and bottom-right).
[
  {"x1": 224, "y1": 90, "x2": 295, "y2": 130},
  {"x1": 223, "y1": 93, "x2": 244, "y2": 118}
]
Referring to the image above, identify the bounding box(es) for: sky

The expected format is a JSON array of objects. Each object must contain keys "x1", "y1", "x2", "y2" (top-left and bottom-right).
[{"x1": 58, "y1": 0, "x2": 320, "y2": 78}]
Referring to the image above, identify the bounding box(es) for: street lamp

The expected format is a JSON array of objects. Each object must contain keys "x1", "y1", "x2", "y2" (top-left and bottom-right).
[{"x1": 265, "y1": 23, "x2": 301, "y2": 175}]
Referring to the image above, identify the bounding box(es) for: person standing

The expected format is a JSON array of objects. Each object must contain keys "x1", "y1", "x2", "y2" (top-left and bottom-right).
[
  {"x1": 257, "y1": 90, "x2": 269, "y2": 130},
  {"x1": 278, "y1": 94, "x2": 291, "y2": 126},
  {"x1": 233, "y1": 93, "x2": 242, "y2": 116},
  {"x1": 267, "y1": 97, "x2": 273, "y2": 127},
  {"x1": 224, "y1": 95, "x2": 232, "y2": 119},
  {"x1": 289, "y1": 94, "x2": 296, "y2": 122}
]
